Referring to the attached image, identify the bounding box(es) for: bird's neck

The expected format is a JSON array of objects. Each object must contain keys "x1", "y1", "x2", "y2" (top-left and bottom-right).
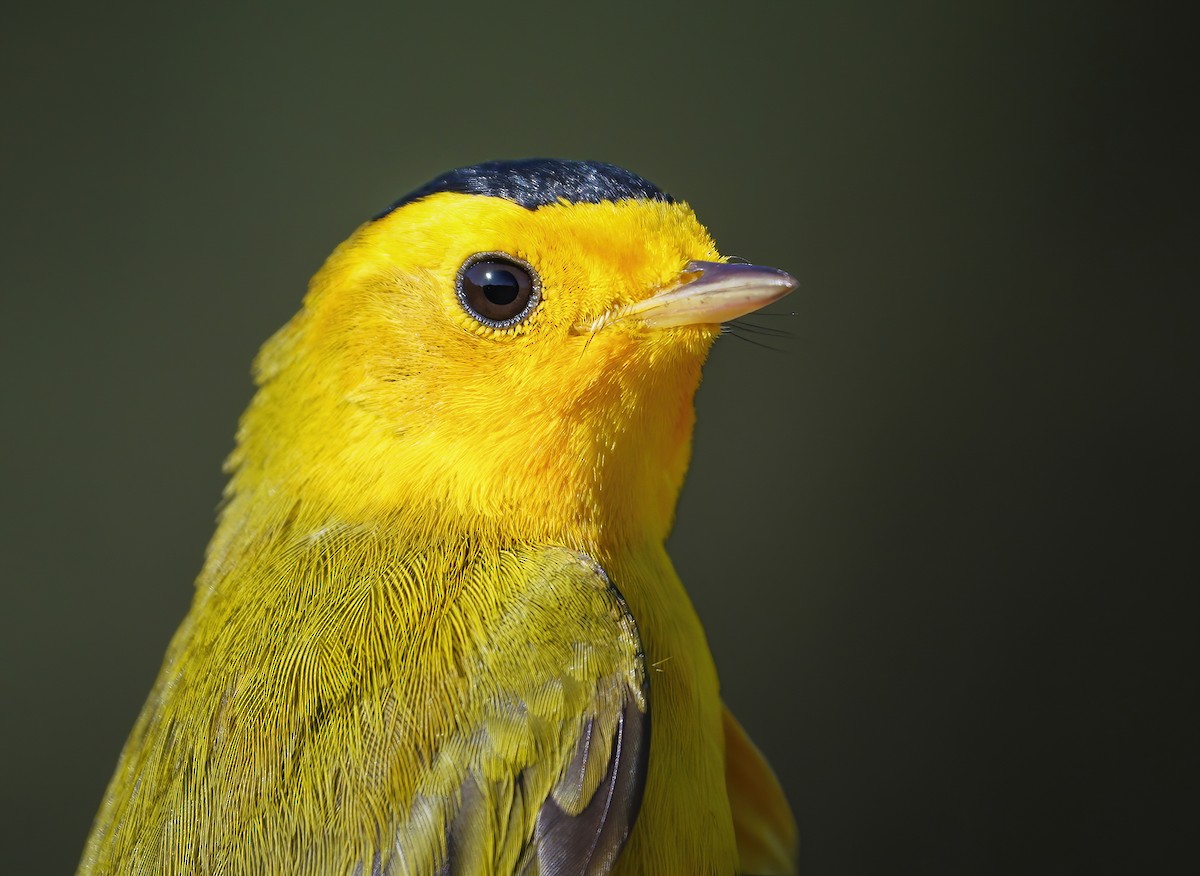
[{"x1": 208, "y1": 381, "x2": 701, "y2": 576}]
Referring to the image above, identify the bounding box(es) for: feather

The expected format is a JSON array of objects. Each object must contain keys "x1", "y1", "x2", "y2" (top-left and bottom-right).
[{"x1": 724, "y1": 706, "x2": 797, "y2": 875}]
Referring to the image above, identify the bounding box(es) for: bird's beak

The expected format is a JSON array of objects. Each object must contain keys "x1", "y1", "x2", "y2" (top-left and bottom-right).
[{"x1": 591, "y1": 261, "x2": 798, "y2": 331}]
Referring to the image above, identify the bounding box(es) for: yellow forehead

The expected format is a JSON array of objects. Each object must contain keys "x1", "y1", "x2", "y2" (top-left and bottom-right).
[{"x1": 322, "y1": 193, "x2": 721, "y2": 333}]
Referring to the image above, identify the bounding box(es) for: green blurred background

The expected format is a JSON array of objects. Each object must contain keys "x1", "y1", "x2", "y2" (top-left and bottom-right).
[{"x1": 2, "y1": 1, "x2": 1193, "y2": 872}]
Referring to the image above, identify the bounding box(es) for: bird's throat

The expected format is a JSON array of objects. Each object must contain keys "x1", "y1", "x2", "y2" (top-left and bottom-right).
[{"x1": 217, "y1": 345, "x2": 706, "y2": 564}]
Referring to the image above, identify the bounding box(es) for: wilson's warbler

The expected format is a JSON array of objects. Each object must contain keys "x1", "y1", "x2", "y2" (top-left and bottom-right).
[{"x1": 79, "y1": 159, "x2": 798, "y2": 875}]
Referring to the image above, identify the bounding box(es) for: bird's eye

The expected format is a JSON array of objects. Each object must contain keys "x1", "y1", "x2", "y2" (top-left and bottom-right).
[{"x1": 456, "y1": 253, "x2": 540, "y2": 328}]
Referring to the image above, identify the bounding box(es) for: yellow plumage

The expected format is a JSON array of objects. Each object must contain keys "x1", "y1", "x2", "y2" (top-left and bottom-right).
[{"x1": 79, "y1": 160, "x2": 797, "y2": 874}]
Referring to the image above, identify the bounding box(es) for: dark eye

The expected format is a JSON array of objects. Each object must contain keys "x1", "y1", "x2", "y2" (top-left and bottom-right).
[{"x1": 456, "y1": 253, "x2": 540, "y2": 327}]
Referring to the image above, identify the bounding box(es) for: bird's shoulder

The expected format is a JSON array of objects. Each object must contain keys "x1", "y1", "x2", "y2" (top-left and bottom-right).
[{"x1": 83, "y1": 534, "x2": 649, "y2": 875}]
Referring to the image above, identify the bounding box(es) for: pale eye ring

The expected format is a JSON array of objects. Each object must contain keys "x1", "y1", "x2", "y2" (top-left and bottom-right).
[{"x1": 455, "y1": 252, "x2": 541, "y2": 328}]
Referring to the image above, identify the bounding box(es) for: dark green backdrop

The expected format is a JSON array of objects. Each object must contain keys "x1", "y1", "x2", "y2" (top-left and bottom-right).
[{"x1": 2, "y1": 2, "x2": 1193, "y2": 873}]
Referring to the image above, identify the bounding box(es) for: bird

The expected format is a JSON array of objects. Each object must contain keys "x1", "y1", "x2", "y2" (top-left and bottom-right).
[{"x1": 77, "y1": 159, "x2": 798, "y2": 875}]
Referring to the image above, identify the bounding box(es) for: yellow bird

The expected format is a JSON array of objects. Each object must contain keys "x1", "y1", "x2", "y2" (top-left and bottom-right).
[{"x1": 79, "y1": 160, "x2": 798, "y2": 875}]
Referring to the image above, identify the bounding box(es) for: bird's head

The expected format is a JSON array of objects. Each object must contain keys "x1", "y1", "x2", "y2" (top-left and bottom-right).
[{"x1": 225, "y1": 160, "x2": 795, "y2": 551}]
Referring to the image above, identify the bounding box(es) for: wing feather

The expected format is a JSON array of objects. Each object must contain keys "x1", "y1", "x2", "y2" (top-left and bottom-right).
[
  {"x1": 82, "y1": 532, "x2": 648, "y2": 876},
  {"x1": 380, "y1": 547, "x2": 649, "y2": 875},
  {"x1": 535, "y1": 699, "x2": 650, "y2": 875}
]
